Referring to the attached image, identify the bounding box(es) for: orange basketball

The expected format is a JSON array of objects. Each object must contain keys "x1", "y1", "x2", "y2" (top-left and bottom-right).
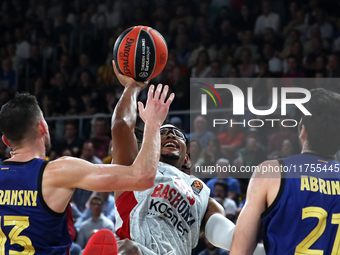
[{"x1": 113, "y1": 26, "x2": 168, "y2": 81}]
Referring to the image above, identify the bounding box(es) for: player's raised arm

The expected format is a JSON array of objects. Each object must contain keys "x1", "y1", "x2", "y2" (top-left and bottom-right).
[
  {"x1": 230, "y1": 161, "x2": 279, "y2": 255},
  {"x1": 44, "y1": 85, "x2": 174, "y2": 212},
  {"x1": 133, "y1": 83, "x2": 175, "y2": 184},
  {"x1": 228, "y1": 174, "x2": 264, "y2": 255},
  {"x1": 111, "y1": 60, "x2": 147, "y2": 166}
]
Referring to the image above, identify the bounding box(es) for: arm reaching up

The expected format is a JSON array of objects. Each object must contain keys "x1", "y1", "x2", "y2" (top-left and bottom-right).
[
  {"x1": 132, "y1": 84, "x2": 175, "y2": 186},
  {"x1": 111, "y1": 60, "x2": 148, "y2": 167},
  {"x1": 43, "y1": 84, "x2": 174, "y2": 213}
]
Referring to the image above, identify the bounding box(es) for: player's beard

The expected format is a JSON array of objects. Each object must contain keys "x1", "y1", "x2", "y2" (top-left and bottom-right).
[{"x1": 161, "y1": 153, "x2": 180, "y2": 161}]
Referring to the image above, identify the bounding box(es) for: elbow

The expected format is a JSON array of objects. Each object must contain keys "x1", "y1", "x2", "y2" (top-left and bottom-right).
[
  {"x1": 137, "y1": 175, "x2": 155, "y2": 190},
  {"x1": 141, "y1": 176, "x2": 155, "y2": 190},
  {"x1": 111, "y1": 119, "x2": 128, "y2": 133},
  {"x1": 135, "y1": 165, "x2": 156, "y2": 190}
]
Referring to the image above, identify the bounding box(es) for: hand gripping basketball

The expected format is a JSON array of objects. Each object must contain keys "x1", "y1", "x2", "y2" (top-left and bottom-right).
[
  {"x1": 138, "y1": 84, "x2": 174, "y2": 126},
  {"x1": 112, "y1": 60, "x2": 148, "y2": 89}
]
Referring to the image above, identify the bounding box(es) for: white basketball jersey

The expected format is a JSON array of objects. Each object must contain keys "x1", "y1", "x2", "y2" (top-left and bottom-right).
[{"x1": 115, "y1": 162, "x2": 210, "y2": 255}]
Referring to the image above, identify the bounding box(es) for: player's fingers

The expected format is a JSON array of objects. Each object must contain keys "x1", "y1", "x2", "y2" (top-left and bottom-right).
[
  {"x1": 147, "y1": 85, "x2": 155, "y2": 101},
  {"x1": 165, "y1": 93, "x2": 175, "y2": 107},
  {"x1": 160, "y1": 85, "x2": 169, "y2": 103},
  {"x1": 112, "y1": 60, "x2": 121, "y2": 77},
  {"x1": 154, "y1": 84, "x2": 162, "y2": 100},
  {"x1": 137, "y1": 101, "x2": 144, "y2": 114}
]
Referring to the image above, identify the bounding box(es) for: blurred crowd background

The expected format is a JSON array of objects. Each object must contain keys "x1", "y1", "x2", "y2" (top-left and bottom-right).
[{"x1": 1, "y1": 0, "x2": 340, "y2": 254}]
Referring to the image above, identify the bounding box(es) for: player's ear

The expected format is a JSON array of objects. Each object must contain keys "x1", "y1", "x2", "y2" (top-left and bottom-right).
[
  {"x1": 2, "y1": 135, "x2": 11, "y2": 148},
  {"x1": 38, "y1": 120, "x2": 48, "y2": 135},
  {"x1": 299, "y1": 124, "x2": 307, "y2": 140},
  {"x1": 184, "y1": 154, "x2": 190, "y2": 168}
]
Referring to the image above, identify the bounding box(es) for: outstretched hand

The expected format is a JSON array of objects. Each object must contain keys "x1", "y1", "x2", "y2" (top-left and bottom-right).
[
  {"x1": 112, "y1": 60, "x2": 148, "y2": 89},
  {"x1": 138, "y1": 84, "x2": 175, "y2": 127}
]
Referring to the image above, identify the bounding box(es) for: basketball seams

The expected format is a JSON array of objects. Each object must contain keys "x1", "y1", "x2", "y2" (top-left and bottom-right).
[
  {"x1": 117, "y1": 26, "x2": 141, "y2": 78},
  {"x1": 136, "y1": 28, "x2": 156, "y2": 81},
  {"x1": 151, "y1": 28, "x2": 168, "y2": 50},
  {"x1": 149, "y1": 29, "x2": 168, "y2": 79},
  {"x1": 147, "y1": 30, "x2": 156, "y2": 80},
  {"x1": 113, "y1": 27, "x2": 133, "y2": 74},
  {"x1": 134, "y1": 27, "x2": 143, "y2": 80},
  {"x1": 113, "y1": 25, "x2": 167, "y2": 81}
]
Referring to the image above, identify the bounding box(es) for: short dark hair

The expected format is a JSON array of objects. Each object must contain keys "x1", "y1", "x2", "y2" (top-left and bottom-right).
[
  {"x1": 0, "y1": 93, "x2": 42, "y2": 144},
  {"x1": 301, "y1": 88, "x2": 340, "y2": 155},
  {"x1": 214, "y1": 180, "x2": 229, "y2": 194}
]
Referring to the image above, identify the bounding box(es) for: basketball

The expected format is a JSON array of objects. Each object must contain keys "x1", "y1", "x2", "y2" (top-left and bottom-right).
[{"x1": 113, "y1": 26, "x2": 168, "y2": 81}]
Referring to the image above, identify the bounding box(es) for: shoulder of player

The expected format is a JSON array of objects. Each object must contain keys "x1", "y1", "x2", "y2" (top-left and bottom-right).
[
  {"x1": 189, "y1": 175, "x2": 208, "y2": 189},
  {"x1": 45, "y1": 156, "x2": 96, "y2": 174},
  {"x1": 259, "y1": 159, "x2": 280, "y2": 167},
  {"x1": 189, "y1": 174, "x2": 198, "y2": 179},
  {"x1": 253, "y1": 159, "x2": 281, "y2": 179},
  {"x1": 247, "y1": 160, "x2": 282, "y2": 203},
  {"x1": 246, "y1": 160, "x2": 281, "y2": 195},
  {"x1": 45, "y1": 156, "x2": 76, "y2": 169}
]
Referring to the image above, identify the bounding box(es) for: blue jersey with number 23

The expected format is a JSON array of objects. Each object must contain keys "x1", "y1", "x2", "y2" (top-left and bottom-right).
[{"x1": 0, "y1": 158, "x2": 71, "y2": 255}]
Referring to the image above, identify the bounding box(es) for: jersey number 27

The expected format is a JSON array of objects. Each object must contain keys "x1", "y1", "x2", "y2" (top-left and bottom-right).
[{"x1": 295, "y1": 206, "x2": 340, "y2": 255}]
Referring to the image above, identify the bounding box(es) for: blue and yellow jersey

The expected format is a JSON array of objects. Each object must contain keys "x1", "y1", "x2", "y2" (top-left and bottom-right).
[
  {"x1": 261, "y1": 153, "x2": 340, "y2": 255},
  {"x1": 0, "y1": 158, "x2": 72, "y2": 255}
]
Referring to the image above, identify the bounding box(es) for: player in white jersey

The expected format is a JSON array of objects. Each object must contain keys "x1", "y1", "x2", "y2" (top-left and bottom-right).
[
  {"x1": 83, "y1": 62, "x2": 265, "y2": 255},
  {"x1": 114, "y1": 126, "x2": 211, "y2": 254}
]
